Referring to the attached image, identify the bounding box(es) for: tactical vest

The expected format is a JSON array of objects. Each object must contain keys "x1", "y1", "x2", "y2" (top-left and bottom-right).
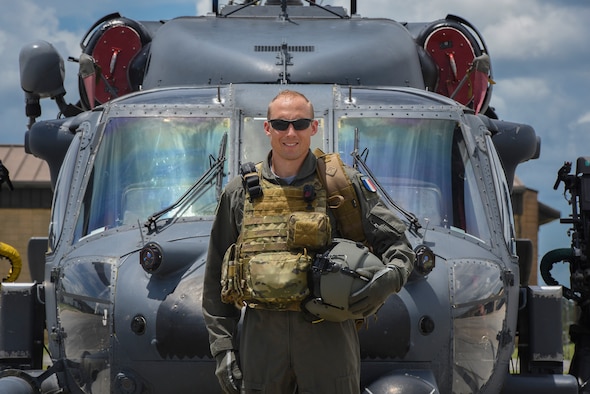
[
  {"x1": 220, "y1": 165, "x2": 331, "y2": 310},
  {"x1": 313, "y1": 148, "x2": 365, "y2": 243}
]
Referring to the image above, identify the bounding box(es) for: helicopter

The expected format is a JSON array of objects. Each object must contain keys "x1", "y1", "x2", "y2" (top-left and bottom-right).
[{"x1": 0, "y1": 0, "x2": 580, "y2": 392}]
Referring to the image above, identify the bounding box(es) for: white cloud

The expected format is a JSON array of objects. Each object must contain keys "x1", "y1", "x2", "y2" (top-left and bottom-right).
[
  {"x1": 1, "y1": 2, "x2": 79, "y2": 50},
  {"x1": 577, "y1": 112, "x2": 590, "y2": 126},
  {"x1": 486, "y1": 6, "x2": 589, "y2": 62},
  {"x1": 0, "y1": 2, "x2": 78, "y2": 141},
  {"x1": 494, "y1": 77, "x2": 551, "y2": 103}
]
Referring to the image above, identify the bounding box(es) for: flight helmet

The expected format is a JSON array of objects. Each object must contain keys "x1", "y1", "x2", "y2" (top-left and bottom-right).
[{"x1": 303, "y1": 238, "x2": 385, "y2": 322}]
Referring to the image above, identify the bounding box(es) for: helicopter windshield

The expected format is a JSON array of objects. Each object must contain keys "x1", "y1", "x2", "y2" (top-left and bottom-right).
[
  {"x1": 337, "y1": 117, "x2": 492, "y2": 243},
  {"x1": 240, "y1": 116, "x2": 324, "y2": 163},
  {"x1": 75, "y1": 116, "x2": 229, "y2": 239}
]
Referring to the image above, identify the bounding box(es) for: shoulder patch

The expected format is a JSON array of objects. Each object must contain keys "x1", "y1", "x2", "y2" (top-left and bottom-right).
[{"x1": 360, "y1": 176, "x2": 377, "y2": 193}]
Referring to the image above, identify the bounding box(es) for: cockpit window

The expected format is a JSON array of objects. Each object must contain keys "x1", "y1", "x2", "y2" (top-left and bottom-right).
[
  {"x1": 486, "y1": 134, "x2": 517, "y2": 254},
  {"x1": 337, "y1": 117, "x2": 491, "y2": 243},
  {"x1": 241, "y1": 117, "x2": 324, "y2": 164},
  {"x1": 75, "y1": 116, "x2": 229, "y2": 240}
]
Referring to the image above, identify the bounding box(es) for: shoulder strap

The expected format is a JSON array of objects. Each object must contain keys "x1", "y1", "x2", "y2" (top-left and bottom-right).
[
  {"x1": 240, "y1": 162, "x2": 263, "y2": 201},
  {"x1": 313, "y1": 148, "x2": 365, "y2": 242}
]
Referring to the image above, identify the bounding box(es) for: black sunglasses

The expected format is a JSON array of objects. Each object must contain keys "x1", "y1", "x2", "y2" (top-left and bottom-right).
[{"x1": 268, "y1": 118, "x2": 313, "y2": 131}]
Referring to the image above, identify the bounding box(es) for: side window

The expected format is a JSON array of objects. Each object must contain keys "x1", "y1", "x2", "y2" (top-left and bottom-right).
[
  {"x1": 452, "y1": 131, "x2": 492, "y2": 244},
  {"x1": 486, "y1": 135, "x2": 516, "y2": 254},
  {"x1": 49, "y1": 134, "x2": 82, "y2": 251}
]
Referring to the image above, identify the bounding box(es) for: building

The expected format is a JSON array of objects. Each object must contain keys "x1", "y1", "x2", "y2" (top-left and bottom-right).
[
  {"x1": 511, "y1": 176, "x2": 561, "y2": 286},
  {"x1": 0, "y1": 145, "x2": 52, "y2": 283}
]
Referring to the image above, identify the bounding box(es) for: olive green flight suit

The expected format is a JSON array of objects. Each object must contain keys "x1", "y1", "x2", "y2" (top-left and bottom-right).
[{"x1": 202, "y1": 150, "x2": 414, "y2": 393}]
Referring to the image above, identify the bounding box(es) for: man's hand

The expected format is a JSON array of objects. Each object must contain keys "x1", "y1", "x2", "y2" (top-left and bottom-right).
[
  {"x1": 215, "y1": 350, "x2": 242, "y2": 394},
  {"x1": 348, "y1": 266, "x2": 401, "y2": 317}
]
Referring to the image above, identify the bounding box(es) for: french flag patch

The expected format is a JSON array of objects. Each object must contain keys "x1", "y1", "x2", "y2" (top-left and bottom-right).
[{"x1": 361, "y1": 176, "x2": 377, "y2": 192}]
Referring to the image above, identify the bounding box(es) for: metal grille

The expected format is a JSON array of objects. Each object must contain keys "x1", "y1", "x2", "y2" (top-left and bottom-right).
[{"x1": 254, "y1": 45, "x2": 315, "y2": 52}]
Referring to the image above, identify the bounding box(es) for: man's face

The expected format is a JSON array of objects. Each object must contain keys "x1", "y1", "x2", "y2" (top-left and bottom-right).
[{"x1": 264, "y1": 95, "x2": 318, "y2": 165}]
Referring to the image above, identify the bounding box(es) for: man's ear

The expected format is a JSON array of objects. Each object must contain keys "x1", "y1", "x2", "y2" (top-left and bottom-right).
[
  {"x1": 310, "y1": 119, "x2": 319, "y2": 136},
  {"x1": 264, "y1": 120, "x2": 272, "y2": 136}
]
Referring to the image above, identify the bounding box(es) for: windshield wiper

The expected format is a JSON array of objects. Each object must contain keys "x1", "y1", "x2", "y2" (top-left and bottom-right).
[
  {"x1": 351, "y1": 127, "x2": 422, "y2": 232},
  {"x1": 144, "y1": 132, "x2": 228, "y2": 232}
]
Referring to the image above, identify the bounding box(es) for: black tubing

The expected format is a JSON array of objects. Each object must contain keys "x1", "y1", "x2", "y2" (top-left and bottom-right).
[{"x1": 540, "y1": 248, "x2": 574, "y2": 286}]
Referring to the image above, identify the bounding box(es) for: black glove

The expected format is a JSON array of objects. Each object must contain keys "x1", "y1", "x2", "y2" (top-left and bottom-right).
[
  {"x1": 348, "y1": 266, "x2": 401, "y2": 317},
  {"x1": 214, "y1": 350, "x2": 242, "y2": 394}
]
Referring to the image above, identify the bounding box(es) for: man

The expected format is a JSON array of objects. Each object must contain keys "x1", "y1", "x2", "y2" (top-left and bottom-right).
[{"x1": 202, "y1": 90, "x2": 415, "y2": 393}]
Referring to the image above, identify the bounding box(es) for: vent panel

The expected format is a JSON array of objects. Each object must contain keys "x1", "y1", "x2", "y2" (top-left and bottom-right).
[{"x1": 254, "y1": 45, "x2": 315, "y2": 52}]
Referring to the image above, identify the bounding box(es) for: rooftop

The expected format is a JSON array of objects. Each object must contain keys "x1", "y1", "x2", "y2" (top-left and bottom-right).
[{"x1": 0, "y1": 145, "x2": 50, "y2": 188}]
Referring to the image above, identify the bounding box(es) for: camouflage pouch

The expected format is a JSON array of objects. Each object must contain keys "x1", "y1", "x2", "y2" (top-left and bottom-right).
[
  {"x1": 220, "y1": 243, "x2": 243, "y2": 305},
  {"x1": 287, "y1": 212, "x2": 331, "y2": 250},
  {"x1": 243, "y1": 250, "x2": 312, "y2": 308}
]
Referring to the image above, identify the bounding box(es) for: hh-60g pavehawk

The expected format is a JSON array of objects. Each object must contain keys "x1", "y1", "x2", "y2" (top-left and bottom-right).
[{"x1": 0, "y1": 0, "x2": 577, "y2": 393}]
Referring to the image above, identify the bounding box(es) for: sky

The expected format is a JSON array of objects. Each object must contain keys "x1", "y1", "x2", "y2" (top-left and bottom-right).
[{"x1": 1, "y1": 0, "x2": 589, "y2": 285}]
